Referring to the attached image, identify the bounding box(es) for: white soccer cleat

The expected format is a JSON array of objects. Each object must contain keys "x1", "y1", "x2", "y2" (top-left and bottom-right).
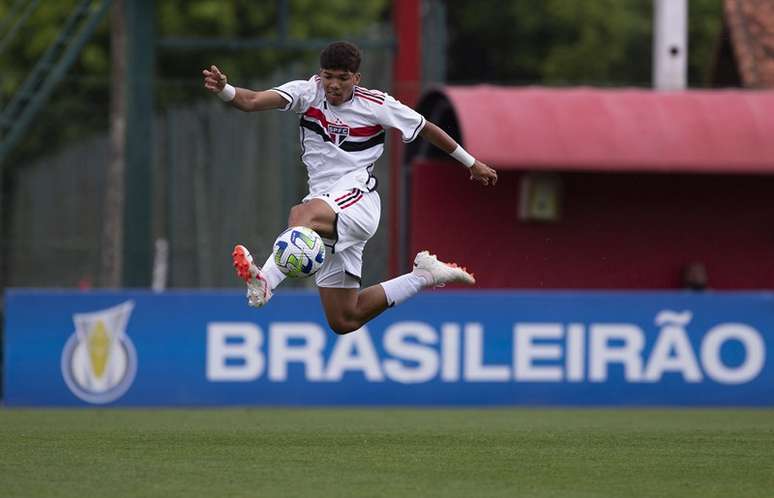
[
  {"x1": 412, "y1": 250, "x2": 475, "y2": 288},
  {"x1": 232, "y1": 244, "x2": 272, "y2": 308}
]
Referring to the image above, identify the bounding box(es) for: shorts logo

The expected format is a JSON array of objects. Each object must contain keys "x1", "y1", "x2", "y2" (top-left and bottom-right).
[
  {"x1": 60, "y1": 301, "x2": 137, "y2": 404},
  {"x1": 327, "y1": 124, "x2": 350, "y2": 144}
]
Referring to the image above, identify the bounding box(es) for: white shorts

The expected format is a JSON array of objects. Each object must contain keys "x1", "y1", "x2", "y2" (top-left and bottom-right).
[{"x1": 310, "y1": 188, "x2": 380, "y2": 288}]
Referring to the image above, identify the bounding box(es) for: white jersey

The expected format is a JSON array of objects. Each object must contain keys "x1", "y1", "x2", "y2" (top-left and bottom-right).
[{"x1": 270, "y1": 75, "x2": 426, "y2": 197}]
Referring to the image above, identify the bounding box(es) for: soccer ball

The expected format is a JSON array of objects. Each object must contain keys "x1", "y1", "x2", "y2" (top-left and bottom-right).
[{"x1": 273, "y1": 226, "x2": 326, "y2": 277}]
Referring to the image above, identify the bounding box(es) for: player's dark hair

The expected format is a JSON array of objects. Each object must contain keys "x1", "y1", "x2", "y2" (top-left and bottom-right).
[{"x1": 320, "y1": 41, "x2": 362, "y2": 73}]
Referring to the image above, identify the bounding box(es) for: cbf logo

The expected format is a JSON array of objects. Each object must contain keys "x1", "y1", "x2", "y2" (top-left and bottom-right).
[
  {"x1": 60, "y1": 301, "x2": 137, "y2": 404},
  {"x1": 328, "y1": 123, "x2": 350, "y2": 144}
]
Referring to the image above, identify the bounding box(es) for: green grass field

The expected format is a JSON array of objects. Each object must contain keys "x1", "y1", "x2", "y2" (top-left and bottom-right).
[{"x1": 1, "y1": 408, "x2": 772, "y2": 498}]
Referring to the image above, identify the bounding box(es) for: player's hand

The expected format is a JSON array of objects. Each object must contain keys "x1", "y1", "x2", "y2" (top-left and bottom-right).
[
  {"x1": 470, "y1": 160, "x2": 498, "y2": 186},
  {"x1": 202, "y1": 65, "x2": 227, "y2": 93}
]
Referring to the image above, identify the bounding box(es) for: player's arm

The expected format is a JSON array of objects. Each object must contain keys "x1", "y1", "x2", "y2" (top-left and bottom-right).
[
  {"x1": 202, "y1": 65, "x2": 286, "y2": 112},
  {"x1": 419, "y1": 121, "x2": 498, "y2": 186}
]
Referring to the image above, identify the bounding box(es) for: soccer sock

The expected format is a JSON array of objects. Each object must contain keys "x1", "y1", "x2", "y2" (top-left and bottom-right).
[
  {"x1": 261, "y1": 254, "x2": 287, "y2": 290},
  {"x1": 380, "y1": 271, "x2": 429, "y2": 307}
]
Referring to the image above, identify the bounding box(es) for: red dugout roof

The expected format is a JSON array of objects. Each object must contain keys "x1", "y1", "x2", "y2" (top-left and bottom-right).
[{"x1": 416, "y1": 86, "x2": 774, "y2": 173}]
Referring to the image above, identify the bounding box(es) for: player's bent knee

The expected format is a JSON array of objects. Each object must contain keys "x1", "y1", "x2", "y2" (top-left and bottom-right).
[
  {"x1": 328, "y1": 319, "x2": 359, "y2": 335},
  {"x1": 288, "y1": 203, "x2": 333, "y2": 236},
  {"x1": 287, "y1": 204, "x2": 310, "y2": 227},
  {"x1": 326, "y1": 312, "x2": 362, "y2": 335}
]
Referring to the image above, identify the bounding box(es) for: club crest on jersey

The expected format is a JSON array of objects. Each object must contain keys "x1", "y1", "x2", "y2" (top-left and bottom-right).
[
  {"x1": 60, "y1": 300, "x2": 138, "y2": 404},
  {"x1": 327, "y1": 124, "x2": 350, "y2": 144}
]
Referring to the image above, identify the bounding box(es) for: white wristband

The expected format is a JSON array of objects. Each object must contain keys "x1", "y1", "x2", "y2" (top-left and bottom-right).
[
  {"x1": 450, "y1": 145, "x2": 476, "y2": 168},
  {"x1": 217, "y1": 84, "x2": 236, "y2": 102}
]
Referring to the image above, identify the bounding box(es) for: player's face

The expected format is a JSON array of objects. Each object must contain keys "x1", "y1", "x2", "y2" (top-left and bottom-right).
[{"x1": 320, "y1": 68, "x2": 360, "y2": 106}]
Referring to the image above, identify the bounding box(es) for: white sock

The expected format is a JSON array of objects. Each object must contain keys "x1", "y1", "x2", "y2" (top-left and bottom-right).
[
  {"x1": 380, "y1": 271, "x2": 429, "y2": 307},
  {"x1": 261, "y1": 254, "x2": 287, "y2": 290}
]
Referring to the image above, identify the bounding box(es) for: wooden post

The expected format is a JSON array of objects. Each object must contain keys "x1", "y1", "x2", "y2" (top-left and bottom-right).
[{"x1": 102, "y1": 0, "x2": 126, "y2": 287}]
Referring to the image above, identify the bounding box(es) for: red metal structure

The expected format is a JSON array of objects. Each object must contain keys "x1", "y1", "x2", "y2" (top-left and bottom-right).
[
  {"x1": 390, "y1": 0, "x2": 422, "y2": 276},
  {"x1": 401, "y1": 87, "x2": 774, "y2": 289}
]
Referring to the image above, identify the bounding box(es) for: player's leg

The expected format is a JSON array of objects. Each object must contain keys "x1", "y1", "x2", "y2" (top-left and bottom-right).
[
  {"x1": 312, "y1": 188, "x2": 476, "y2": 333},
  {"x1": 232, "y1": 199, "x2": 335, "y2": 307},
  {"x1": 314, "y1": 188, "x2": 383, "y2": 332},
  {"x1": 286, "y1": 199, "x2": 337, "y2": 238},
  {"x1": 318, "y1": 250, "x2": 476, "y2": 334},
  {"x1": 318, "y1": 285, "x2": 388, "y2": 335}
]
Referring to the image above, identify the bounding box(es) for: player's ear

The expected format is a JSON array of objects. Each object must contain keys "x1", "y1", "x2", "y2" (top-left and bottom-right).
[{"x1": 353, "y1": 72, "x2": 361, "y2": 85}]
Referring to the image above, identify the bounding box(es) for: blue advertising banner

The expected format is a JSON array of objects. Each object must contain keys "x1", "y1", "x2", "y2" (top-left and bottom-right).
[{"x1": 2, "y1": 289, "x2": 772, "y2": 406}]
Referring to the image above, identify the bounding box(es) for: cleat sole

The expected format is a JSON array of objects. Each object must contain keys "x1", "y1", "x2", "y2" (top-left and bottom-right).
[{"x1": 232, "y1": 245, "x2": 254, "y2": 283}]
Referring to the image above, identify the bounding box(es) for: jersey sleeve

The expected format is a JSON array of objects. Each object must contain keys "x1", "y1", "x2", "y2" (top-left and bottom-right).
[
  {"x1": 268, "y1": 77, "x2": 318, "y2": 113},
  {"x1": 373, "y1": 93, "x2": 426, "y2": 143}
]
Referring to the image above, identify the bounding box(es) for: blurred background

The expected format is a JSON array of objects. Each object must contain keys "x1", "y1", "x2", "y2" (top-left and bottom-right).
[
  {"x1": 2, "y1": 6, "x2": 774, "y2": 493},
  {"x1": 0, "y1": 0, "x2": 771, "y2": 297}
]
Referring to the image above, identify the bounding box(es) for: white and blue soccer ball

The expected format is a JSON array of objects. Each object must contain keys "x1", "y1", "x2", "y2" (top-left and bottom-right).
[{"x1": 273, "y1": 226, "x2": 326, "y2": 277}]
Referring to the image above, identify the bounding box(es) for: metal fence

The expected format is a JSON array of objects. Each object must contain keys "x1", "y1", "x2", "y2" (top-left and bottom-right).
[{"x1": 5, "y1": 52, "x2": 394, "y2": 290}]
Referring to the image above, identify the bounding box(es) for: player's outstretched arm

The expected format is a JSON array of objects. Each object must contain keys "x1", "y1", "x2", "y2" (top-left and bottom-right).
[
  {"x1": 419, "y1": 121, "x2": 498, "y2": 186},
  {"x1": 202, "y1": 65, "x2": 286, "y2": 112}
]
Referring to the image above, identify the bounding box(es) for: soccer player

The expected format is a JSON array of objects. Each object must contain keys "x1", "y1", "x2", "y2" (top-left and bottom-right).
[{"x1": 202, "y1": 41, "x2": 498, "y2": 334}]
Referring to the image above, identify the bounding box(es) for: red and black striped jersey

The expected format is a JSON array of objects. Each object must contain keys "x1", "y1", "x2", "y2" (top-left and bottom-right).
[{"x1": 270, "y1": 75, "x2": 426, "y2": 198}]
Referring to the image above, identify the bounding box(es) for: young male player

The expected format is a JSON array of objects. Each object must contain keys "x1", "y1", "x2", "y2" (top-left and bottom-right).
[{"x1": 203, "y1": 41, "x2": 497, "y2": 334}]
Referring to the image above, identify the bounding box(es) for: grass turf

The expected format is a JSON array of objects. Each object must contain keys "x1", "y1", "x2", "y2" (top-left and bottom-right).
[{"x1": 0, "y1": 408, "x2": 772, "y2": 498}]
